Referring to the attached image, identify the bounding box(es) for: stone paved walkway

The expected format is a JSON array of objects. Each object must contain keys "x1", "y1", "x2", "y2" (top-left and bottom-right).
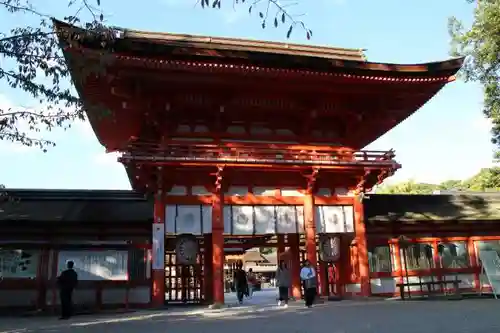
[{"x1": 0, "y1": 298, "x2": 498, "y2": 333}]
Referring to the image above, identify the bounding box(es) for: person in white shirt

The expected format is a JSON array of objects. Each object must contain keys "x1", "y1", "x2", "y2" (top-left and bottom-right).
[{"x1": 300, "y1": 259, "x2": 317, "y2": 308}]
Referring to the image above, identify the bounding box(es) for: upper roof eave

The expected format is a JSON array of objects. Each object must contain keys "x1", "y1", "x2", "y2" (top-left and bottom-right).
[
  {"x1": 53, "y1": 18, "x2": 366, "y2": 62},
  {"x1": 2, "y1": 188, "x2": 146, "y2": 201},
  {"x1": 120, "y1": 29, "x2": 368, "y2": 62},
  {"x1": 53, "y1": 19, "x2": 464, "y2": 77}
]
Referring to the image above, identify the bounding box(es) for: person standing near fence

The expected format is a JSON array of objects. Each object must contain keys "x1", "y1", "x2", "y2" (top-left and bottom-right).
[
  {"x1": 276, "y1": 260, "x2": 291, "y2": 308},
  {"x1": 300, "y1": 260, "x2": 317, "y2": 308},
  {"x1": 57, "y1": 260, "x2": 78, "y2": 319}
]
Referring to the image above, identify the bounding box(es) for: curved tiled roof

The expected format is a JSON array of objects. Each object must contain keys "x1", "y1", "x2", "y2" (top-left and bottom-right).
[
  {"x1": 0, "y1": 189, "x2": 151, "y2": 223},
  {"x1": 53, "y1": 19, "x2": 463, "y2": 78}
]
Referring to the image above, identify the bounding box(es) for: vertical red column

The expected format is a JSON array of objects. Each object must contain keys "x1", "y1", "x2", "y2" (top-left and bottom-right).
[
  {"x1": 211, "y1": 190, "x2": 225, "y2": 306},
  {"x1": 304, "y1": 193, "x2": 317, "y2": 269},
  {"x1": 151, "y1": 193, "x2": 165, "y2": 307},
  {"x1": 353, "y1": 196, "x2": 370, "y2": 297},
  {"x1": 288, "y1": 233, "x2": 302, "y2": 299},
  {"x1": 277, "y1": 235, "x2": 285, "y2": 261},
  {"x1": 393, "y1": 241, "x2": 404, "y2": 288},
  {"x1": 319, "y1": 260, "x2": 328, "y2": 296},
  {"x1": 204, "y1": 234, "x2": 213, "y2": 304},
  {"x1": 467, "y1": 238, "x2": 480, "y2": 290}
]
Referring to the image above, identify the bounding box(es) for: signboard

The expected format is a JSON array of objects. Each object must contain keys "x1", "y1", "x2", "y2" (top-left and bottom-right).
[
  {"x1": 0, "y1": 249, "x2": 39, "y2": 278},
  {"x1": 222, "y1": 205, "x2": 304, "y2": 235},
  {"x1": 57, "y1": 250, "x2": 128, "y2": 280},
  {"x1": 315, "y1": 205, "x2": 354, "y2": 234},
  {"x1": 152, "y1": 223, "x2": 165, "y2": 270},
  {"x1": 319, "y1": 235, "x2": 340, "y2": 262},
  {"x1": 176, "y1": 234, "x2": 199, "y2": 265},
  {"x1": 478, "y1": 250, "x2": 500, "y2": 298},
  {"x1": 166, "y1": 205, "x2": 212, "y2": 235}
]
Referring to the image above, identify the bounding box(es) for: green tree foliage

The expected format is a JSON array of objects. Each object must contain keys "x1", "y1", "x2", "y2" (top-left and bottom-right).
[
  {"x1": 0, "y1": 0, "x2": 307, "y2": 154},
  {"x1": 463, "y1": 167, "x2": 500, "y2": 191},
  {"x1": 376, "y1": 180, "x2": 440, "y2": 194},
  {"x1": 199, "y1": 0, "x2": 311, "y2": 39},
  {"x1": 0, "y1": 0, "x2": 104, "y2": 151},
  {"x1": 259, "y1": 247, "x2": 275, "y2": 255},
  {"x1": 376, "y1": 167, "x2": 500, "y2": 194},
  {"x1": 449, "y1": 0, "x2": 500, "y2": 152}
]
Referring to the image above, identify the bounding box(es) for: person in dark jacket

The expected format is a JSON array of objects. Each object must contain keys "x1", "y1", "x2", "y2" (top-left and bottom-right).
[
  {"x1": 232, "y1": 261, "x2": 248, "y2": 304},
  {"x1": 57, "y1": 261, "x2": 78, "y2": 319},
  {"x1": 276, "y1": 260, "x2": 291, "y2": 307}
]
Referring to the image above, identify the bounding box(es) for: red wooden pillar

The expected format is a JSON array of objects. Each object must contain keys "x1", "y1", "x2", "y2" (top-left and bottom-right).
[
  {"x1": 319, "y1": 260, "x2": 328, "y2": 296},
  {"x1": 204, "y1": 234, "x2": 213, "y2": 303},
  {"x1": 304, "y1": 193, "x2": 317, "y2": 269},
  {"x1": 393, "y1": 241, "x2": 404, "y2": 289},
  {"x1": 151, "y1": 194, "x2": 165, "y2": 307},
  {"x1": 37, "y1": 247, "x2": 50, "y2": 310},
  {"x1": 277, "y1": 235, "x2": 285, "y2": 262},
  {"x1": 432, "y1": 240, "x2": 442, "y2": 291},
  {"x1": 467, "y1": 238, "x2": 480, "y2": 290},
  {"x1": 288, "y1": 233, "x2": 302, "y2": 299},
  {"x1": 353, "y1": 196, "x2": 370, "y2": 297},
  {"x1": 212, "y1": 190, "x2": 225, "y2": 306}
]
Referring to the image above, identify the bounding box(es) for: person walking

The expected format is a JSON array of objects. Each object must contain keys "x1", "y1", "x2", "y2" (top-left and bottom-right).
[
  {"x1": 276, "y1": 260, "x2": 291, "y2": 308},
  {"x1": 300, "y1": 259, "x2": 317, "y2": 308},
  {"x1": 233, "y1": 261, "x2": 248, "y2": 304},
  {"x1": 246, "y1": 268, "x2": 257, "y2": 299},
  {"x1": 57, "y1": 260, "x2": 78, "y2": 319}
]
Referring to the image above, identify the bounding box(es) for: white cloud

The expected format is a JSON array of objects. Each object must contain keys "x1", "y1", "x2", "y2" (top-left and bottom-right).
[
  {"x1": 159, "y1": 0, "x2": 194, "y2": 8},
  {"x1": 73, "y1": 117, "x2": 97, "y2": 140},
  {"x1": 326, "y1": 0, "x2": 346, "y2": 5},
  {"x1": 0, "y1": 94, "x2": 32, "y2": 154},
  {"x1": 223, "y1": 8, "x2": 245, "y2": 24},
  {"x1": 472, "y1": 116, "x2": 492, "y2": 131},
  {"x1": 93, "y1": 151, "x2": 122, "y2": 166}
]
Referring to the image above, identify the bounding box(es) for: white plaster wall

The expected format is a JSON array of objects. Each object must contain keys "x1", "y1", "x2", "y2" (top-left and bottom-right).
[
  {"x1": 0, "y1": 290, "x2": 38, "y2": 307},
  {"x1": 102, "y1": 288, "x2": 127, "y2": 304},
  {"x1": 401, "y1": 276, "x2": 435, "y2": 292},
  {"x1": 45, "y1": 286, "x2": 151, "y2": 307},
  {"x1": 128, "y1": 286, "x2": 151, "y2": 304},
  {"x1": 345, "y1": 283, "x2": 361, "y2": 293},
  {"x1": 444, "y1": 274, "x2": 475, "y2": 289},
  {"x1": 370, "y1": 278, "x2": 397, "y2": 294},
  {"x1": 47, "y1": 288, "x2": 96, "y2": 305},
  {"x1": 102, "y1": 286, "x2": 150, "y2": 304}
]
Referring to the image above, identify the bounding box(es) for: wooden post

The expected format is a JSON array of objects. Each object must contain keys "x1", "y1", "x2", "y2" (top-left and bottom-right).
[
  {"x1": 288, "y1": 233, "x2": 302, "y2": 299},
  {"x1": 151, "y1": 193, "x2": 165, "y2": 307},
  {"x1": 319, "y1": 260, "x2": 328, "y2": 296},
  {"x1": 354, "y1": 196, "x2": 370, "y2": 297},
  {"x1": 304, "y1": 193, "x2": 317, "y2": 269},
  {"x1": 467, "y1": 238, "x2": 480, "y2": 290},
  {"x1": 211, "y1": 190, "x2": 225, "y2": 306},
  {"x1": 393, "y1": 241, "x2": 404, "y2": 289},
  {"x1": 277, "y1": 235, "x2": 285, "y2": 262},
  {"x1": 204, "y1": 234, "x2": 213, "y2": 304},
  {"x1": 36, "y1": 247, "x2": 50, "y2": 310}
]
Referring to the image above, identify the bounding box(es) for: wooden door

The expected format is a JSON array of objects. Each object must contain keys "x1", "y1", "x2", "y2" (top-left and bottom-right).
[{"x1": 164, "y1": 248, "x2": 205, "y2": 304}]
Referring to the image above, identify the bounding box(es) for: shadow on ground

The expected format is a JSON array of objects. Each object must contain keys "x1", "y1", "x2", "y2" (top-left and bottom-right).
[{"x1": 1, "y1": 298, "x2": 500, "y2": 333}]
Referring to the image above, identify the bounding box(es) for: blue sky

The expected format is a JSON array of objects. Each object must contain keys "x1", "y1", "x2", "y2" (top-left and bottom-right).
[{"x1": 0, "y1": 0, "x2": 494, "y2": 190}]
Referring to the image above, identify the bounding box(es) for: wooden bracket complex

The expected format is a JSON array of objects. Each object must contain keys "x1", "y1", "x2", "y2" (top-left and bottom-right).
[
  {"x1": 156, "y1": 166, "x2": 163, "y2": 196},
  {"x1": 355, "y1": 169, "x2": 371, "y2": 194},
  {"x1": 213, "y1": 165, "x2": 225, "y2": 192},
  {"x1": 304, "y1": 167, "x2": 320, "y2": 194},
  {"x1": 376, "y1": 169, "x2": 389, "y2": 186}
]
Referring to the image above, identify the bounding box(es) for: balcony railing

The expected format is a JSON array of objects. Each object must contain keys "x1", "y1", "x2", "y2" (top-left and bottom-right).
[{"x1": 120, "y1": 142, "x2": 399, "y2": 168}]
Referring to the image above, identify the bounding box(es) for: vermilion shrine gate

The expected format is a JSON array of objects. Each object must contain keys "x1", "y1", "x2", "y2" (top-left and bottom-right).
[{"x1": 55, "y1": 20, "x2": 463, "y2": 306}]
